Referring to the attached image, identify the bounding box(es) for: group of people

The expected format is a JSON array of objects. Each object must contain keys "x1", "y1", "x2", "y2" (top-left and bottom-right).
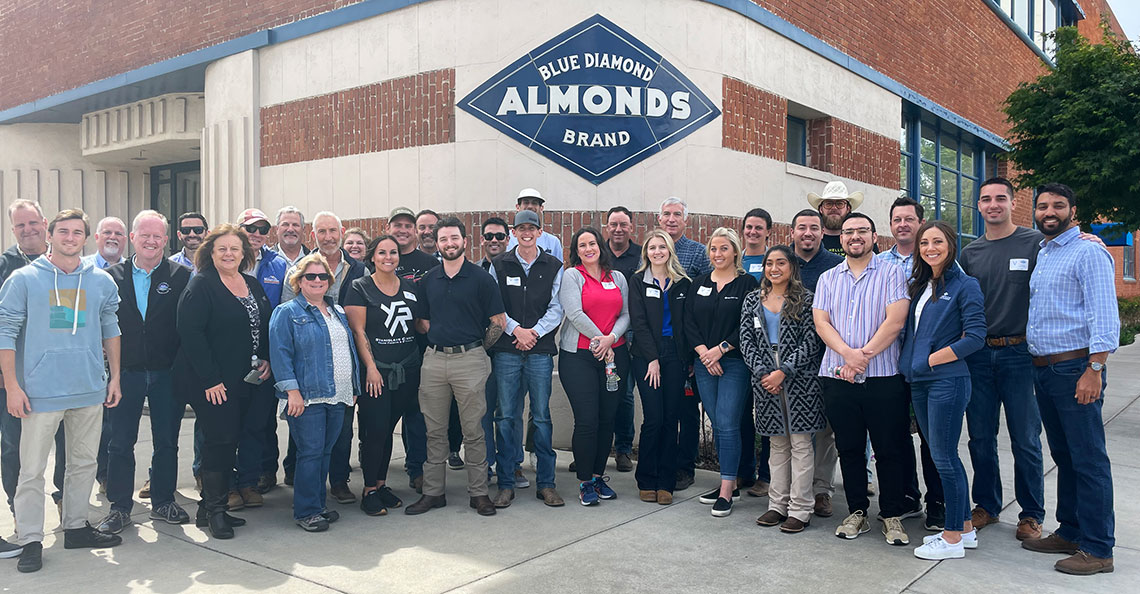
[{"x1": 0, "y1": 178, "x2": 1119, "y2": 577}]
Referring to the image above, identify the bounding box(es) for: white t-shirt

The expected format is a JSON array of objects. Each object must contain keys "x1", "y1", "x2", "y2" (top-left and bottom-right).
[{"x1": 915, "y1": 282, "x2": 934, "y2": 331}]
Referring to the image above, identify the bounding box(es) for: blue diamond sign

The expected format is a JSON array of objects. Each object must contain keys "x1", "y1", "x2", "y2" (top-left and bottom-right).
[{"x1": 459, "y1": 14, "x2": 721, "y2": 185}]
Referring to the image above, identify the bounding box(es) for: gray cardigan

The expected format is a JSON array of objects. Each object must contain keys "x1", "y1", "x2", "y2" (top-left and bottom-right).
[{"x1": 558, "y1": 267, "x2": 630, "y2": 353}]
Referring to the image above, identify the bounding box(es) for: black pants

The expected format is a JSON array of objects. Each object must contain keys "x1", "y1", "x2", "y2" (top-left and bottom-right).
[
  {"x1": 448, "y1": 400, "x2": 462, "y2": 453},
  {"x1": 821, "y1": 375, "x2": 913, "y2": 518},
  {"x1": 632, "y1": 341, "x2": 684, "y2": 492},
  {"x1": 675, "y1": 378, "x2": 700, "y2": 477},
  {"x1": 189, "y1": 382, "x2": 256, "y2": 476},
  {"x1": 358, "y1": 368, "x2": 421, "y2": 485},
  {"x1": 559, "y1": 347, "x2": 630, "y2": 482}
]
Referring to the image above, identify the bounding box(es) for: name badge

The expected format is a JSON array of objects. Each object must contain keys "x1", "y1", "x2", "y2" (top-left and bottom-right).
[
  {"x1": 754, "y1": 316, "x2": 762, "y2": 329},
  {"x1": 602, "y1": 281, "x2": 617, "y2": 290},
  {"x1": 1009, "y1": 258, "x2": 1029, "y2": 271},
  {"x1": 334, "y1": 304, "x2": 346, "y2": 314},
  {"x1": 749, "y1": 263, "x2": 763, "y2": 273},
  {"x1": 697, "y1": 286, "x2": 712, "y2": 296},
  {"x1": 506, "y1": 276, "x2": 521, "y2": 286},
  {"x1": 403, "y1": 291, "x2": 418, "y2": 301},
  {"x1": 646, "y1": 288, "x2": 661, "y2": 299}
]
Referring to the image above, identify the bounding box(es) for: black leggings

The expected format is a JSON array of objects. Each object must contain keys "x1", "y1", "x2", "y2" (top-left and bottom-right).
[
  {"x1": 358, "y1": 368, "x2": 421, "y2": 485},
  {"x1": 188, "y1": 381, "x2": 257, "y2": 475},
  {"x1": 559, "y1": 346, "x2": 630, "y2": 482}
]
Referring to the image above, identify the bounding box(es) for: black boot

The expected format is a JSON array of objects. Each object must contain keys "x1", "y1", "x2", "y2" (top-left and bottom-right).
[
  {"x1": 201, "y1": 471, "x2": 235, "y2": 539},
  {"x1": 195, "y1": 505, "x2": 246, "y2": 528}
]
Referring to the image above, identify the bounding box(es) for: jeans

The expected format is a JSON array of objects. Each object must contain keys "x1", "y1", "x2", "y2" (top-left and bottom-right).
[
  {"x1": 912, "y1": 377, "x2": 971, "y2": 532},
  {"x1": 738, "y1": 399, "x2": 770, "y2": 484},
  {"x1": 1035, "y1": 357, "x2": 1114, "y2": 559},
  {"x1": 328, "y1": 404, "x2": 356, "y2": 486},
  {"x1": 192, "y1": 421, "x2": 203, "y2": 477},
  {"x1": 286, "y1": 403, "x2": 345, "y2": 520},
  {"x1": 821, "y1": 375, "x2": 913, "y2": 518},
  {"x1": 96, "y1": 408, "x2": 111, "y2": 484},
  {"x1": 235, "y1": 381, "x2": 274, "y2": 489},
  {"x1": 358, "y1": 367, "x2": 420, "y2": 485},
  {"x1": 632, "y1": 340, "x2": 684, "y2": 492},
  {"x1": 693, "y1": 357, "x2": 751, "y2": 482},
  {"x1": 560, "y1": 347, "x2": 629, "y2": 482},
  {"x1": 613, "y1": 332, "x2": 635, "y2": 455},
  {"x1": 676, "y1": 378, "x2": 700, "y2": 477},
  {"x1": 107, "y1": 369, "x2": 183, "y2": 512},
  {"x1": 494, "y1": 352, "x2": 556, "y2": 490},
  {"x1": 1, "y1": 392, "x2": 65, "y2": 509},
  {"x1": 965, "y1": 343, "x2": 1045, "y2": 521}
]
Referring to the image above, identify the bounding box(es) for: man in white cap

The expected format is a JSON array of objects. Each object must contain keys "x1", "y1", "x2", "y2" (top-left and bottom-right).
[
  {"x1": 506, "y1": 189, "x2": 563, "y2": 261},
  {"x1": 807, "y1": 181, "x2": 865, "y2": 257}
]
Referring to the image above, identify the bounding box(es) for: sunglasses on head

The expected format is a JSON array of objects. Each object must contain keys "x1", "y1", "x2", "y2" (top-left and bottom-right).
[
  {"x1": 302, "y1": 273, "x2": 332, "y2": 282},
  {"x1": 179, "y1": 226, "x2": 206, "y2": 235},
  {"x1": 243, "y1": 222, "x2": 271, "y2": 235},
  {"x1": 483, "y1": 232, "x2": 507, "y2": 241}
]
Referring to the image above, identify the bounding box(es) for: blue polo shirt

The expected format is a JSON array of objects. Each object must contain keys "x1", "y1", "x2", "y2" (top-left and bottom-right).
[{"x1": 132, "y1": 257, "x2": 157, "y2": 319}]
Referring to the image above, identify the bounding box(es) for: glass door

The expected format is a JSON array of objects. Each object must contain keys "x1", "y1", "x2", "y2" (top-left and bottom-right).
[{"x1": 151, "y1": 161, "x2": 201, "y2": 253}]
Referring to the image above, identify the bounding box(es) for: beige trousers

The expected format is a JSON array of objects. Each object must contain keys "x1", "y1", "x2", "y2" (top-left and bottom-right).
[
  {"x1": 418, "y1": 348, "x2": 490, "y2": 497},
  {"x1": 769, "y1": 432, "x2": 816, "y2": 522}
]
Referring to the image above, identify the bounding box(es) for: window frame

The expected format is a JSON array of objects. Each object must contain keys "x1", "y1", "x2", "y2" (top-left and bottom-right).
[
  {"x1": 1125, "y1": 240, "x2": 1137, "y2": 282},
  {"x1": 786, "y1": 115, "x2": 807, "y2": 166}
]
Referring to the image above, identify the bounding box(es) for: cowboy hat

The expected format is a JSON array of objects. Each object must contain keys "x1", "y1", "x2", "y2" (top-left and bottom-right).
[{"x1": 807, "y1": 181, "x2": 864, "y2": 210}]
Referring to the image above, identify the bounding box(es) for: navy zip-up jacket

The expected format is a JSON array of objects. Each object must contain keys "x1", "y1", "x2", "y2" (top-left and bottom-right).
[{"x1": 898, "y1": 263, "x2": 987, "y2": 382}]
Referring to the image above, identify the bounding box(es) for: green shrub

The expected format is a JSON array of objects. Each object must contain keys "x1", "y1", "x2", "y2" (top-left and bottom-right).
[{"x1": 1120, "y1": 297, "x2": 1140, "y2": 327}]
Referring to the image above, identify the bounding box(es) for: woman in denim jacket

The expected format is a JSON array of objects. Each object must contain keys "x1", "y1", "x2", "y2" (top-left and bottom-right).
[
  {"x1": 269, "y1": 253, "x2": 360, "y2": 533},
  {"x1": 899, "y1": 221, "x2": 986, "y2": 560}
]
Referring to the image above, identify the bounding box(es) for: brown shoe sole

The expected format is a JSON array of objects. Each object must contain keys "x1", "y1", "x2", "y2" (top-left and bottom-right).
[{"x1": 1055, "y1": 556, "x2": 1114, "y2": 575}]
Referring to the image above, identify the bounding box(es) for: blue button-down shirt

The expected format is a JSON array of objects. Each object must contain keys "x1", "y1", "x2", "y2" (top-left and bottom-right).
[
  {"x1": 169, "y1": 249, "x2": 196, "y2": 274},
  {"x1": 674, "y1": 235, "x2": 712, "y2": 279},
  {"x1": 131, "y1": 257, "x2": 157, "y2": 319},
  {"x1": 1027, "y1": 226, "x2": 1120, "y2": 356},
  {"x1": 82, "y1": 252, "x2": 125, "y2": 270},
  {"x1": 876, "y1": 245, "x2": 914, "y2": 276}
]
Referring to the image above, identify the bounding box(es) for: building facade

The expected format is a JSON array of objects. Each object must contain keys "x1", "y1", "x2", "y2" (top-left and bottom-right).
[{"x1": 0, "y1": 0, "x2": 1133, "y2": 293}]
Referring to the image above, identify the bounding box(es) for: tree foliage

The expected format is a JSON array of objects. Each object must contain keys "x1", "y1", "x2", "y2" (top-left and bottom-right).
[{"x1": 1004, "y1": 24, "x2": 1140, "y2": 233}]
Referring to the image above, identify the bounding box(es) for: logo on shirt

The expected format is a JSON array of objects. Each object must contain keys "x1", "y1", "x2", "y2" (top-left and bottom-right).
[
  {"x1": 381, "y1": 301, "x2": 413, "y2": 335},
  {"x1": 156, "y1": 282, "x2": 171, "y2": 295},
  {"x1": 48, "y1": 289, "x2": 87, "y2": 330}
]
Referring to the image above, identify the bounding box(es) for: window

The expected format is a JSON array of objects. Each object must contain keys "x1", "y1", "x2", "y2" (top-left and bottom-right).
[
  {"x1": 787, "y1": 116, "x2": 806, "y2": 166},
  {"x1": 992, "y1": 0, "x2": 1073, "y2": 56},
  {"x1": 1126, "y1": 241, "x2": 1136, "y2": 281}
]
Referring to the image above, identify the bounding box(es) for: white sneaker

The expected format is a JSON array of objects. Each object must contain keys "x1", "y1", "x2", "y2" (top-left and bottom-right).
[
  {"x1": 914, "y1": 534, "x2": 966, "y2": 560},
  {"x1": 923, "y1": 530, "x2": 977, "y2": 549}
]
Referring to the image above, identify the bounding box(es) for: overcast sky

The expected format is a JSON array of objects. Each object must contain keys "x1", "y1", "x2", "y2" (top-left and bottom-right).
[{"x1": 1107, "y1": 0, "x2": 1139, "y2": 40}]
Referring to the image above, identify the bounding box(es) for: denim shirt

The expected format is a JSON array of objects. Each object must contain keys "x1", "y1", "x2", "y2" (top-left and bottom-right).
[{"x1": 269, "y1": 295, "x2": 361, "y2": 401}]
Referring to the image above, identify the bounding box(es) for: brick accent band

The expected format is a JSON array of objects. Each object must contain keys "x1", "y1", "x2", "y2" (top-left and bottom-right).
[
  {"x1": 721, "y1": 78, "x2": 787, "y2": 161},
  {"x1": 260, "y1": 68, "x2": 455, "y2": 167}
]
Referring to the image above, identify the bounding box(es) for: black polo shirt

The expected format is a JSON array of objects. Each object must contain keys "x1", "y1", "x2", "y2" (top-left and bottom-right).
[
  {"x1": 396, "y1": 248, "x2": 441, "y2": 282},
  {"x1": 608, "y1": 241, "x2": 642, "y2": 286},
  {"x1": 418, "y1": 259, "x2": 505, "y2": 347}
]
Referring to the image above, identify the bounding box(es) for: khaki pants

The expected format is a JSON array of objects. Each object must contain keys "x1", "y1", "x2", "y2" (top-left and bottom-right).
[
  {"x1": 769, "y1": 433, "x2": 815, "y2": 522},
  {"x1": 15, "y1": 403, "x2": 102, "y2": 544},
  {"x1": 418, "y1": 348, "x2": 490, "y2": 497},
  {"x1": 813, "y1": 422, "x2": 838, "y2": 496}
]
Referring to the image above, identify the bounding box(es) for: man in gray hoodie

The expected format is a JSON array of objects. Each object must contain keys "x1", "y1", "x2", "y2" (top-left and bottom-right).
[{"x1": 0, "y1": 208, "x2": 124, "y2": 573}]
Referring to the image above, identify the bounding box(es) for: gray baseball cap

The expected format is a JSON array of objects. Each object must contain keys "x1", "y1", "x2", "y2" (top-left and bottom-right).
[{"x1": 513, "y1": 210, "x2": 542, "y2": 228}]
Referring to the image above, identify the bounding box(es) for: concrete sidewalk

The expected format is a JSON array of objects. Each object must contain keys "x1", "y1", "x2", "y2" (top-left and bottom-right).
[{"x1": 3, "y1": 345, "x2": 1140, "y2": 593}]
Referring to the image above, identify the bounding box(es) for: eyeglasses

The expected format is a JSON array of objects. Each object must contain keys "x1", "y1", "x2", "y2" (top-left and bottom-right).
[
  {"x1": 179, "y1": 226, "x2": 205, "y2": 235},
  {"x1": 302, "y1": 273, "x2": 332, "y2": 282},
  {"x1": 483, "y1": 232, "x2": 507, "y2": 241},
  {"x1": 242, "y1": 223, "x2": 271, "y2": 235},
  {"x1": 840, "y1": 227, "x2": 873, "y2": 237}
]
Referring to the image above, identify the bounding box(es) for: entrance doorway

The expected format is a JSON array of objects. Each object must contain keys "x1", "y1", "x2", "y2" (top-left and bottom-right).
[{"x1": 151, "y1": 161, "x2": 201, "y2": 253}]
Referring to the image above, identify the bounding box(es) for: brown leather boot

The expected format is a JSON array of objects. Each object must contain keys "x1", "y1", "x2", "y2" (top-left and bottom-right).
[
  {"x1": 404, "y1": 494, "x2": 447, "y2": 515},
  {"x1": 1022, "y1": 532, "x2": 1080, "y2": 555},
  {"x1": 470, "y1": 495, "x2": 496, "y2": 516},
  {"x1": 1055, "y1": 551, "x2": 1114, "y2": 575}
]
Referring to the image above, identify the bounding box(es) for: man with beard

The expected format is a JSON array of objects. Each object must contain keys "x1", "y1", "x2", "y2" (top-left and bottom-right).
[
  {"x1": 272, "y1": 206, "x2": 310, "y2": 268},
  {"x1": 169, "y1": 212, "x2": 207, "y2": 274},
  {"x1": 1017, "y1": 183, "x2": 1118, "y2": 576},
  {"x1": 813, "y1": 212, "x2": 913, "y2": 547},
  {"x1": 416, "y1": 210, "x2": 441, "y2": 259},
  {"x1": 807, "y1": 181, "x2": 867, "y2": 257},
  {"x1": 406, "y1": 217, "x2": 505, "y2": 517},
  {"x1": 83, "y1": 217, "x2": 127, "y2": 270},
  {"x1": 506, "y1": 189, "x2": 564, "y2": 261}
]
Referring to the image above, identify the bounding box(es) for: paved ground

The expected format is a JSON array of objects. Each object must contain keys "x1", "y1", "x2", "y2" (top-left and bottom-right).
[{"x1": 3, "y1": 344, "x2": 1139, "y2": 593}]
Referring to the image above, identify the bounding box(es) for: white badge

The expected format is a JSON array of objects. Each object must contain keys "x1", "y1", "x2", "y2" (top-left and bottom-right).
[
  {"x1": 506, "y1": 276, "x2": 521, "y2": 286},
  {"x1": 697, "y1": 286, "x2": 712, "y2": 296},
  {"x1": 602, "y1": 281, "x2": 617, "y2": 290},
  {"x1": 754, "y1": 316, "x2": 762, "y2": 329},
  {"x1": 334, "y1": 304, "x2": 345, "y2": 314},
  {"x1": 1009, "y1": 258, "x2": 1029, "y2": 271},
  {"x1": 646, "y1": 287, "x2": 661, "y2": 299},
  {"x1": 403, "y1": 291, "x2": 418, "y2": 301},
  {"x1": 749, "y1": 263, "x2": 763, "y2": 273}
]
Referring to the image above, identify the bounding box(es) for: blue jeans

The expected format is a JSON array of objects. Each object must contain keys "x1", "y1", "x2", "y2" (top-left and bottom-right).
[
  {"x1": 107, "y1": 370, "x2": 183, "y2": 512},
  {"x1": 494, "y1": 352, "x2": 555, "y2": 490},
  {"x1": 1035, "y1": 358, "x2": 1114, "y2": 559},
  {"x1": 912, "y1": 377, "x2": 971, "y2": 532},
  {"x1": 965, "y1": 343, "x2": 1045, "y2": 521},
  {"x1": 613, "y1": 332, "x2": 635, "y2": 454},
  {"x1": 693, "y1": 358, "x2": 751, "y2": 481},
  {"x1": 286, "y1": 403, "x2": 345, "y2": 520}
]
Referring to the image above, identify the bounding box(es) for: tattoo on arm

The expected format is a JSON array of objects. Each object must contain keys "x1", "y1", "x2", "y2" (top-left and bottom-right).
[{"x1": 485, "y1": 314, "x2": 506, "y2": 346}]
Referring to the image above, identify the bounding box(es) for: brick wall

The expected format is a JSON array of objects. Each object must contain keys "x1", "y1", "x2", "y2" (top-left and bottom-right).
[
  {"x1": 260, "y1": 69, "x2": 455, "y2": 166},
  {"x1": 721, "y1": 78, "x2": 786, "y2": 160}
]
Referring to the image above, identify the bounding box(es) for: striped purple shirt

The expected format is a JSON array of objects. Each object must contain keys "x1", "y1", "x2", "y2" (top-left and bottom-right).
[{"x1": 812, "y1": 257, "x2": 909, "y2": 377}]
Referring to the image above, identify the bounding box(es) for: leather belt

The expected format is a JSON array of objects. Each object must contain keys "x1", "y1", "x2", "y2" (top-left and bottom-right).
[
  {"x1": 985, "y1": 335, "x2": 1026, "y2": 347},
  {"x1": 1031, "y1": 348, "x2": 1089, "y2": 367},
  {"x1": 430, "y1": 340, "x2": 484, "y2": 354}
]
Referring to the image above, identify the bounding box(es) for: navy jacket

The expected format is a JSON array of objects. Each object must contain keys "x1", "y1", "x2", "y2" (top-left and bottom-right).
[{"x1": 899, "y1": 264, "x2": 987, "y2": 382}]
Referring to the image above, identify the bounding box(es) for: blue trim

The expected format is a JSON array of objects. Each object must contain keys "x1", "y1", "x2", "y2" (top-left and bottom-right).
[{"x1": 980, "y1": 0, "x2": 1062, "y2": 65}]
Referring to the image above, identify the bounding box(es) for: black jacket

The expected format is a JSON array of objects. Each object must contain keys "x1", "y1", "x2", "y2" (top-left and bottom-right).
[
  {"x1": 0, "y1": 245, "x2": 36, "y2": 288},
  {"x1": 684, "y1": 271, "x2": 759, "y2": 359},
  {"x1": 108, "y1": 258, "x2": 192, "y2": 371},
  {"x1": 628, "y1": 269, "x2": 690, "y2": 363},
  {"x1": 173, "y1": 269, "x2": 272, "y2": 396},
  {"x1": 337, "y1": 249, "x2": 368, "y2": 306},
  {"x1": 488, "y1": 248, "x2": 561, "y2": 355}
]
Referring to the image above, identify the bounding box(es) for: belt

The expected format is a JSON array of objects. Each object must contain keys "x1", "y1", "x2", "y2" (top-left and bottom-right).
[
  {"x1": 430, "y1": 340, "x2": 484, "y2": 354},
  {"x1": 985, "y1": 335, "x2": 1026, "y2": 347},
  {"x1": 1031, "y1": 348, "x2": 1089, "y2": 367}
]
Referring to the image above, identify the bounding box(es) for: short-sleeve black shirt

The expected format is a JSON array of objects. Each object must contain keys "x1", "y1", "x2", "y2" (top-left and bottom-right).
[
  {"x1": 395, "y1": 249, "x2": 440, "y2": 282},
  {"x1": 418, "y1": 259, "x2": 506, "y2": 347},
  {"x1": 344, "y1": 276, "x2": 423, "y2": 363},
  {"x1": 609, "y1": 241, "x2": 643, "y2": 288}
]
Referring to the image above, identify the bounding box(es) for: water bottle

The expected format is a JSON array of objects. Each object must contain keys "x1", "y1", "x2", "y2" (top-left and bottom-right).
[
  {"x1": 830, "y1": 365, "x2": 865, "y2": 384},
  {"x1": 605, "y1": 361, "x2": 620, "y2": 392}
]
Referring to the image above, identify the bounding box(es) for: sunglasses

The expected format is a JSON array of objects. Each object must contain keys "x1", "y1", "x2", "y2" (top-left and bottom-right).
[
  {"x1": 179, "y1": 226, "x2": 206, "y2": 235},
  {"x1": 302, "y1": 273, "x2": 332, "y2": 282},
  {"x1": 242, "y1": 223, "x2": 271, "y2": 235},
  {"x1": 483, "y1": 232, "x2": 507, "y2": 241}
]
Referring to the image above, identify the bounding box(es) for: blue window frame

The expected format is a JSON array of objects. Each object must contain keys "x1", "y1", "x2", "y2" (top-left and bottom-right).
[
  {"x1": 787, "y1": 116, "x2": 807, "y2": 166},
  {"x1": 993, "y1": 0, "x2": 1077, "y2": 56}
]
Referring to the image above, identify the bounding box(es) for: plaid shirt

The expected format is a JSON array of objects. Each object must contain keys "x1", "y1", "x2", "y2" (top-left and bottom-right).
[
  {"x1": 674, "y1": 235, "x2": 711, "y2": 279},
  {"x1": 875, "y1": 245, "x2": 913, "y2": 276},
  {"x1": 1027, "y1": 226, "x2": 1119, "y2": 356}
]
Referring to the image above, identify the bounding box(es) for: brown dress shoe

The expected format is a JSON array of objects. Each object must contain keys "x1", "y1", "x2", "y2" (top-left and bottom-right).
[
  {"x1": 656, "y1": 490, "x2": 673, "y2": 505},
  {"x1": 780, "y1": 517, "x2": 809, "y2": 533},
  {"x1": 1022, "y1": 532, "x2": 1080, "y2": 555},
  {"x1": 239, "y1": 487, "x2": 263, "y2": 508},
  {"x1": 1016, "y1": 517, "x2": 1043, "y2": 541},
  {"x1": 813, "y1": 494, "x2": 833, "y2": 518},
  {"x1": 1055, "y1": 551, "x2": 1114, "y2": 575},
  {"x1": 470, "y1": 495, "x2": 497, "y2": 516},
  {"x1": 971, "y1": 506, "x2": 999, "y2": 530},
  {"x1": 747, "y1": 481, "x2": 769, "y2": 498},
  {"x1": 138, "y1": 480, "x2": 151, "y2": 499},
  {"x1": 226, "y1": 490, "x2": 245, "y2": 511},
  {"x1": 639, "y1": 490, "x2": 657, "y2": 502},
  {"x1": 756, "y1": 510, "x2": 787, "y2": 526},
  {"x1": 405, "y1": 494, "x2": 447, "y2": 515},
  {"x1": 536, "y1": 488, "x2": 565, "y2": 507},
  {"x1": 493, "y1": 488, "x2": 514, "y2": 508}
]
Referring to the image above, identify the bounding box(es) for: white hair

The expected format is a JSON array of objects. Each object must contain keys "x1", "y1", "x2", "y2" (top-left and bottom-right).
[
  {"x1": 131, "y1": 210, "x2": 169, "y2": 234},
  {"x1": 312, "y1": 211, "x2": 342, "y2": 228},
  {"x1": 96, "y1": 216, "x2": 127, "y2": 233},
  {"x1": 7, "y1": 199, "x2": 44, "y2": 221},
  {"x1": 660, "y1": 196, "x2": 689, "y2": 219},
  {"x1": 276, "y1": 205, "x2": 305, "y2": 227}
]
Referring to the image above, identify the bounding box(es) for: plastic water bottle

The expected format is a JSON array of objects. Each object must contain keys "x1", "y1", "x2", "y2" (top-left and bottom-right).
[
  {"x1": 830, "y1": 365, "x2": 866, "y2": 384},
  {"x1": 605, "y1": 361, "x2": 620, "y2": 392}
]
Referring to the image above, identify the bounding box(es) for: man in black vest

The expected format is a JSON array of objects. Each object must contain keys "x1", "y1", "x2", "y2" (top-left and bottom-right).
[
  {"x1": 488, "y1": 210, "x2": 565, "y2": 508},
  {"x1": 95, "y1": 211, "x2": 192, "y2": 534}
]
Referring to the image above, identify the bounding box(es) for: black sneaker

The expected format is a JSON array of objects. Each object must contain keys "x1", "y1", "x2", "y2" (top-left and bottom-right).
[
  {"x1": 17, "y1": 542, "x2": 41, "y2": 573},
  {"x1": 377, "y1": 486, "x2": 403, "y2": 509},
  {"x1": 256, "y1": 473, "x2": 277, "y2": 494},
  {"x1": 448, "y1": 452, "x2": 465, "y2": 470},
  {"x1": 879, "y1": 496, "x2": 924, "y2": 521},
  {"x1": 95, "y1": 509, "x2": 133, "y2": 534},
  {"x1": 63, "y1": 523, "x2": 123, "y2": 549},
  {"x1": 0, "y1": 536, "x2": 23, "y2": 559},
  {"x1": 361, "y1": 490, "x2": 388, "y2": 516},
  {"x1": 924, "y1": 502, "x2": 946, "y2": 532},
  {"x1": 330, "y1": 482, "x2": 356, "y2": 504},
  {"x1": 150, "y1": 502, "x2": 191, "y2": 525},
  {"x1": 284, "y1": 472, "x2": 294, "y2": 487},
  {"x1": 699, "y1": 487, "x2": 740, "y2": 504},
  {"x1": 674, "y1": 471, "x2": 694, "y2": 491},
  {"x1": 320, "y1": 509, "x2": 340, "y2": 524},
  {"x1": 296, "y1": 514, "x2": 329, "y2": 532},
  {"x1": 711, "y1": 497, "x2": 733, "y2": 517}
]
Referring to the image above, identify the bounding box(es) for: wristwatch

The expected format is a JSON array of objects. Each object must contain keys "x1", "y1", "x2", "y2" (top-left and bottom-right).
[
  {"x1": 719, "y1": 340, "x2": 731, "y2": 353},
  {"x1": 1089, "y1": 361, "x2": 1105, "y2": 372}
]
